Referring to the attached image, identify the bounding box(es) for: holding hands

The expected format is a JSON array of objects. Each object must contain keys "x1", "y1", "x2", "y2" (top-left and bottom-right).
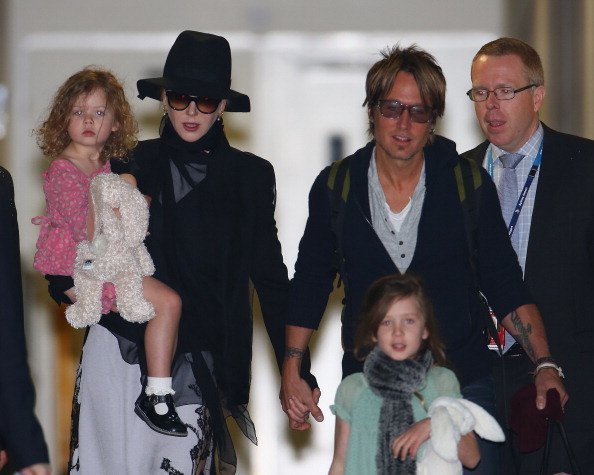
[
  {"x1": 281, "y1": 347, "x2": 324, "y2": 430},
  {"x1": 0, "y1": 450, "x2": 51, "y2": 475}
]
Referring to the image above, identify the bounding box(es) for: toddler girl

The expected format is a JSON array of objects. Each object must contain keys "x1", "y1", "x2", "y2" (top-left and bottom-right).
[
  {"x1": 328, "y1": 274, "x2": 479, "y2": 474},
  {"x1": 32, "y1": 67, "x2": 186, "y2": 437}
]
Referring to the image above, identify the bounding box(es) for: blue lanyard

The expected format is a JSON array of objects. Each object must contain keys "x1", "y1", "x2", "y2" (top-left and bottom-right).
[{"x1": 486, "y1": 140, "x2": 543, "y2": 239}]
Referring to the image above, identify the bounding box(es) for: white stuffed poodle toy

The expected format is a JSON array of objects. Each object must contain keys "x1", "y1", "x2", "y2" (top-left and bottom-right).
[
  {"x1": 65, "y1": 173, "x2": 155, "y2": 328},
  {"x1": 416, "y1": 396, "x2": 505, "y2": 475}
]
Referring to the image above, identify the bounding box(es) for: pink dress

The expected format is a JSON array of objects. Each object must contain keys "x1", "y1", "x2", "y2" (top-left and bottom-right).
[{"x1": 32, "y1": 158, "x2": 115, "y2": 313}]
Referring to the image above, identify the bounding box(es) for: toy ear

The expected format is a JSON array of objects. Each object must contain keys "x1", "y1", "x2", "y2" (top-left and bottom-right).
[
  {"x1": 429, "y1": 406, "x2": 460, "y2": 463},
  {"x1": 458, "y1": 399, "x2": 505, "y2": 442},
  {"x1": 115, "y1": 177, "x2": 148, "y2": 245}
]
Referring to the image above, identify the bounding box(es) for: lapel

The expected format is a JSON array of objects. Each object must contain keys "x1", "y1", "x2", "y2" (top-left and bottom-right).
[
  {"x1": 525, "y1": 125, "x2": 582, "y2": 273},
  {"x1": 529, "y1": 126, "x2": 558, "y2": 240},
  {"x1": 461, "y1": 141, "x2": 489, "y2": 166}
]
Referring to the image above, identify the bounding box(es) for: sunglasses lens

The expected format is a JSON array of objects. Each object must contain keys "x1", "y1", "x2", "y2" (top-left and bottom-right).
[
  {"x1": 166, "y1": 91, "x2": 191, "y2": 111},
  {"x1": 378, "y1": 101, "x2": 432, "y2": 123},
  {"x1": 197, "y1": 97, "x2": 220, "y2": 114},
  {"x1": 379, "y1": 101, "x2": 405, "y2": 119},
  {"x1": 409, "y1": 107, "x2": 432, "y2": 123},
  {"x1": 166, "y1": 91, "x2": 220, "y2": 114}
]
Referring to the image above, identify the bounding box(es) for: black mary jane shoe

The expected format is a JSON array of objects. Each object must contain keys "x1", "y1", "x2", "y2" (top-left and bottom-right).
[{"x1": 134, "y1": 393, "x2": 188, "y2": 437}]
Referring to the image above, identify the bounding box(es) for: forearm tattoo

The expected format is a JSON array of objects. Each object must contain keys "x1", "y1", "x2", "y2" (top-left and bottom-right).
[
  {"x1": 511, "y1": 311, "x2": 535, "y2": 361},
  {"x1": 285, "y1": 347, "x2": 305, "y2": 359}
]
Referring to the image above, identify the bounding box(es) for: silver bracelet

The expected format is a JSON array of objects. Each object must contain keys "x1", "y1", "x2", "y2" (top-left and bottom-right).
[{"x1": 534, "y1": 361, "x2": 565, "y2": 379}]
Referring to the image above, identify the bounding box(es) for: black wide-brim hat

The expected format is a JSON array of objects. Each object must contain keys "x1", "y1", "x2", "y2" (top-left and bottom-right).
[{"x1": 137, "y1": 30, "x2": 250, "y2": 112}]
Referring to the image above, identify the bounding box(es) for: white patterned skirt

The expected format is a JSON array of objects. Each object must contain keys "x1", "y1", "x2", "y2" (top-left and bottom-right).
[{"x1": 69, "y1": 324, "x2": 213, "y2": 475}]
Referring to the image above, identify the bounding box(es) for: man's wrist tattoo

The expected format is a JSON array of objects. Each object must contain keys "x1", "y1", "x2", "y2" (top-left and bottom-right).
[
  {"x1": 285, "y1": 347, "x2": 305, "y2": 359},
  {"x1": 511, "y1": 311, "x2": 536, "y2": 361}
]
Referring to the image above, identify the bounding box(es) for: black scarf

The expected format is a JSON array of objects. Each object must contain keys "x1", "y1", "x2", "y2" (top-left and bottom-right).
[
  {"x1": 160, "y1": 114, "x2": 223, "y2": 156},
  {"x1": 160, "y1": 116, "x2": 223, "y2": 198},
  {"x1": 157, "y1": 117, "x2": 234, "y2": 466},
  {"x1": 364, "y1": 347, "x2": 433, "y2": 474}
]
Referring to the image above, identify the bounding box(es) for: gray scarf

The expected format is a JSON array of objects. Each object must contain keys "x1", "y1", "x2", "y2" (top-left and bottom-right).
[{"x1": 364, "y1": 347, "x2": 433, "y2": 474}]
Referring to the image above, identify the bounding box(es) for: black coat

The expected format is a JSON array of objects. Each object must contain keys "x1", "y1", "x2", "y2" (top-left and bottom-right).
[
  {"x1": 462, "y1": 123, "x2": 594, "y2": 469},
  {"x1": 0, "y1": 166, "x2": 49, "y2": 470},
  {"x1": 126, "y1": 135, "x2": 296, "y2": 405}
]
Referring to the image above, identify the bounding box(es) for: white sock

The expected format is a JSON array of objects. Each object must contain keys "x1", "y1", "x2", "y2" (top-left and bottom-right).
[{"x1": 145, "y1": 377, "x2": 175, "y2": 415}]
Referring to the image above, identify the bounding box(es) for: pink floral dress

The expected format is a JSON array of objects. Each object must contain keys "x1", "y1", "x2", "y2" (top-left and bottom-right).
[{"x1": 32, "y1": 158, "x2": 115, "y2": 313}]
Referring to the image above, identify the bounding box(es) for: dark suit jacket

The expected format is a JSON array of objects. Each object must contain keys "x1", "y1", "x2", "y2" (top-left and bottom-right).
[
  {"x1": 462, "y1": 123, "x2": 594, "y2": 467},
  {"x1": 0, "y1": 166, "x2": 49, "y2": 470}
]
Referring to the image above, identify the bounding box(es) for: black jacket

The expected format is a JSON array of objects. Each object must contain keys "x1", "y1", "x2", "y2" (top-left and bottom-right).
[
  {"x1": 125, "y1": 135, "x2": 311, "y2": 405},
  {"x1": 288, "y1": 137, "x2": 531, "y2": 386},
  {"x1": 0, "y1": 166, "x2": 49, "y2": 470}
]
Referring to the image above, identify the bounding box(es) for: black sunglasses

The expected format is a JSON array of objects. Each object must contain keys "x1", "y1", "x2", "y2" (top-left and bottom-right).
[
  {"x1": 376, "y1": 100, "x2": 434, "y2": 123},
  {"x1": 165, "y1": 90, "x2": 221, "y2": 114}
]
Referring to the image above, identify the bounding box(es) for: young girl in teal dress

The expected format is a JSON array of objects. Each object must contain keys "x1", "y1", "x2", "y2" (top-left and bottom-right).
[{"x1": 329, "y1": 274, "x2": 480, "y2": 474}]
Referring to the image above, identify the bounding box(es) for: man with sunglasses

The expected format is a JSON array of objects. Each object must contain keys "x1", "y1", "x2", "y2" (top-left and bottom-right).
[
  {"x1": 463, "y1": 37, "x2": 593, "y2": 474},
  {"x1": 281, "y1": 44, "x2": 561, "y2": 474}
]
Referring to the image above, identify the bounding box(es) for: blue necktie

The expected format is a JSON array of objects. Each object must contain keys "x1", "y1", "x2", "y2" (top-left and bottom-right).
[{"x1": 498, "y1": 152, "x2": 524, "y2": 352}]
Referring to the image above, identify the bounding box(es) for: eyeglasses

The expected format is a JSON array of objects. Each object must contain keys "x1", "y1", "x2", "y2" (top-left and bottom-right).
[
  {"x1": 466, "y1": 84, "x2": 536, "y2": 102},
  {"x1": 165, "y1": 90, "x2": 221, "y2": 113},
  {"x1": 376, "y1": 100, "x2": 434, "y2": 123}
]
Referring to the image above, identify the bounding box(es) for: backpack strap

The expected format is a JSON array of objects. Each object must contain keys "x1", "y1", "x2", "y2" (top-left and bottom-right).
[{"x1": 327, "y1": 156, "x2": 352, "y2": 283}]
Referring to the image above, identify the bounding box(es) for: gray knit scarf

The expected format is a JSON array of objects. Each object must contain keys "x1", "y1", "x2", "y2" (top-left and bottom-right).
[{"x1": 364, "y1": 347, "x2": 433, "y2": 474}]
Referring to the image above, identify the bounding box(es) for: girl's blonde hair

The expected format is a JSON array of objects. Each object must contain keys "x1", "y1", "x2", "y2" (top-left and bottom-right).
[
  {"x1": 354, "y1": 273, "x2": 447, "y2": 365},
  {"x1": 35, "y1": 66, "x2": 138, "y2": 162}
]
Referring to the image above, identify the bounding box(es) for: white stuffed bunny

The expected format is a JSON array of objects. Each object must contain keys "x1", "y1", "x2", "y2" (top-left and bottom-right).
[
  {"x1": 416, "y1": 396, "x2": 505, "y2": 475},
  {"x1": 65, "y1": 173, "x2": 156, "y2": 328}
]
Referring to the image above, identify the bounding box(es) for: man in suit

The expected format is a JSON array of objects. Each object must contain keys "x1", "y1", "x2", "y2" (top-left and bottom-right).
[
  {"x1": 463, "y1": 37, "x2": 594, "y2": 473},
  {"x1": 0, "y1": 166, "x2": 50, "y2": 475}
]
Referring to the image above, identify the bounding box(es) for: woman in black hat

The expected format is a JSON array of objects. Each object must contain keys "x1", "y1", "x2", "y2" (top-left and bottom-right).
[{"x1": 68, "y1": 31, "x2": 314, "y2": 474}]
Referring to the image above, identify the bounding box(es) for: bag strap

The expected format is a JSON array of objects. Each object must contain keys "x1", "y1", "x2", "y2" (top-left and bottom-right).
[
  {"x1": 541, "y1": 420, "x2": 582, "y2": 475},
  {"x1": 327, "y1": 156, "x2": 352, "y2": 283},
  {"x1": 455, "y1": 157, "x2": 503, "y2": 353}
]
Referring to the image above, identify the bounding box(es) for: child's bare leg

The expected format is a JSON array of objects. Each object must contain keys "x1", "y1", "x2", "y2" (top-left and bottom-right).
[
  {"x1": 133, "y1": 276, "x2": 187, "y2": 437},
  {"x1": 142, "y1": 276, "x2": 182, "y2": 378}
]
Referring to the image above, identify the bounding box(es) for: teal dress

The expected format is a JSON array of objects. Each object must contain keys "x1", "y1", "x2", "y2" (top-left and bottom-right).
[{"x1": 331, "y1": 365, "x2": 461, "y2": 475}]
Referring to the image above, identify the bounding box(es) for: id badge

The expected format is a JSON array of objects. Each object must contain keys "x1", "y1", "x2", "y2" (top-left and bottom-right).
[{"x1": 487, "y1": 305, "x2": 505, "y2": 351}]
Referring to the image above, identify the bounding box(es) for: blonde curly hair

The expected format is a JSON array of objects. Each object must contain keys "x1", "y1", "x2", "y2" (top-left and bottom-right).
[{"x1": 35, "y1": 66, "x2": 138, "y2": 162}]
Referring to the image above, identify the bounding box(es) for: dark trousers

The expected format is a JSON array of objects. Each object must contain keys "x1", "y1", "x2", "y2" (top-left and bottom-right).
[
  {"x1": 461, "y1": 375, "x2": 500, "y2": 475},
  {"x1": 491, "y1": 345, "x2": 534, "y2": 474}
]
